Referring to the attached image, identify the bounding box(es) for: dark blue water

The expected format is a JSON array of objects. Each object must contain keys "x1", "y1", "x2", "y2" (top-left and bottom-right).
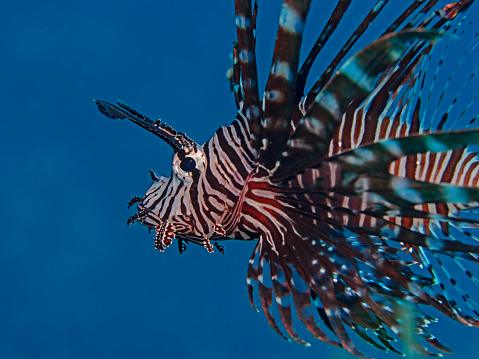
[{"x1": 1, "y1": 1, "x2": 479, "y2": 358}]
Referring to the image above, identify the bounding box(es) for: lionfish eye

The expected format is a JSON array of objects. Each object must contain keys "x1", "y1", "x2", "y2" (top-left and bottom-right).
[{"x1": 179, "y1": 157, "x2": 196, "y2": 172}]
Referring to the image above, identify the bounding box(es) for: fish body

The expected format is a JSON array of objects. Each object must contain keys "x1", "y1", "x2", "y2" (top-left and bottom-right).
[{"x1": 95, "y1": 1, "x2": 479, "y2": 357}]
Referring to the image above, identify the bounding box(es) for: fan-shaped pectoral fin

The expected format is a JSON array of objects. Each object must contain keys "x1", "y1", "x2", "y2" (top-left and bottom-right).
[
  {"x1": 246, "y1": 229, "x2": 367, "y2": 353},
  {"x1": 328, "y1": 129, "x2": 479, "y2": 173},
  {"x1": 271, "y1": 30, "x2": 441, "y2": 182},
  {"x1": 320, "y1": 129, "x2": 479, "y2": 214}
]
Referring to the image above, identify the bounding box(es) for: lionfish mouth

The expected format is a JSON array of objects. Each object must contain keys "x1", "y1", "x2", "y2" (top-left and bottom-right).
[
  {"x1": 126, "y1": 196, "x2": 149, "y2": 226},
  {"x1": 126, "y1": 198, "x2": 219, "y2": 254}
]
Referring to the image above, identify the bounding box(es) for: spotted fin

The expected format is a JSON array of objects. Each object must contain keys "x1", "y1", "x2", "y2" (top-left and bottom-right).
[{"x1": 271, "y1": 30, "x2": 440, "y2": 181}]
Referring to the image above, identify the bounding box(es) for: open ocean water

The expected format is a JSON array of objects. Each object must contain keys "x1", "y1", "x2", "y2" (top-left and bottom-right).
[{"x1": 2, "y1": 1, "x2": 479, "y2": 358}]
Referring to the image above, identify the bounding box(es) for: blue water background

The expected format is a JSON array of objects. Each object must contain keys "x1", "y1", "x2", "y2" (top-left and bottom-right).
[{"x1": 1, "y1": 1, "x2": 479, "y2": 358}]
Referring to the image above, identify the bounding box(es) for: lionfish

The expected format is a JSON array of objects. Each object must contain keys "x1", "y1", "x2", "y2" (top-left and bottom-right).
[{"x1": 95, "y1": 0, "x2": 479, "y2": 357}]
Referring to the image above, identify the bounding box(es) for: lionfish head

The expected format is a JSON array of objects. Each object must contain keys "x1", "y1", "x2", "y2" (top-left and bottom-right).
[
  {"x1": 94, "y1": 100, "x2": 215, "y2": 252},
  {"x1": 136, "y1": 142, "x2": 207, "y2": 227}
]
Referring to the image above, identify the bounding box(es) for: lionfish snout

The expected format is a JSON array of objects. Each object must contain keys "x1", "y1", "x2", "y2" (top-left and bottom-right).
[
  {"x1": 125, "y1": 174, "x2": 168, "y2": 228},
  {"x1": 126, "y1": 201, "x2": 151, "y2": 227}
]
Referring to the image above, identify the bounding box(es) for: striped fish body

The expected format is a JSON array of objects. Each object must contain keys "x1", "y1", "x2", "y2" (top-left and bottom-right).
[{"x1": 96, "y1": 0, "x2": 479, "y2": 357}]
